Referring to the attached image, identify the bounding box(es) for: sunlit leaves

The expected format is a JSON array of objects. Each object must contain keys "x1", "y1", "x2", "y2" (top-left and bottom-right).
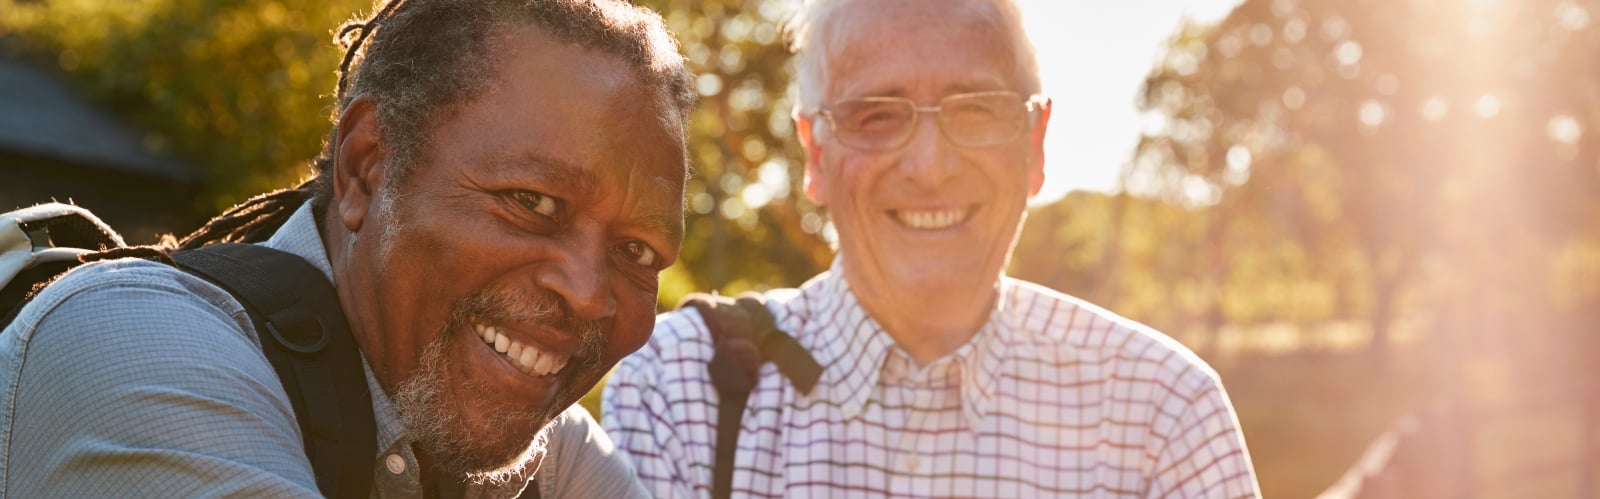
[
  {"x1": 1, "y1": 0, "x2": 369, "y2": 212},
  {"x1": 1, "y1": 0, "x2": 828, "y2": 308},
  {"x1": 1117, "y1": 0, "x2": 1600, "y2": 350},
  {"x1": 642, "y1": 0, "x2": 828, "y2": 306}
]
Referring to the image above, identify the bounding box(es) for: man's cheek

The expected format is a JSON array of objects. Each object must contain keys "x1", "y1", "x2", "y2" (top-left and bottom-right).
[{"x1": 597, "y1": 340, "x2": 642, "y2": 370}]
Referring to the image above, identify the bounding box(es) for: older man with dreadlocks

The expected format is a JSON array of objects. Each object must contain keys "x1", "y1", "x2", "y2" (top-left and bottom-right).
[{"x1": 0, "y1": 0, "x2": 694, "y2": 497}]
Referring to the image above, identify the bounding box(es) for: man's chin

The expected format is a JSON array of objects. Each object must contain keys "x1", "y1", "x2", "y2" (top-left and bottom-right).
[
  {"x1": 427, "y1": 367, "x2": 599, "y2": 479},
  {"x1": 397, "y1": 285, "x2": 614, "y2": 480},
  {"x1": 455, "y1": 416, "x2": 557, "y2": 483},
  {"x1": 417, "y1": 403, "x2": 558, "y2": 480},
  {"x1": 393, "y1": 354, "x2": 557, "y2": 479}
]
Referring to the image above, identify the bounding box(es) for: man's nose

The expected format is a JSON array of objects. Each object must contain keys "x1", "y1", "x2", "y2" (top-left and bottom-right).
[
  {"x1": 898, "y1": 113, "x2": 960, "y2": 188},
  {"x1": 530, "y1": 239, "x2": 616, "y2": 322}
]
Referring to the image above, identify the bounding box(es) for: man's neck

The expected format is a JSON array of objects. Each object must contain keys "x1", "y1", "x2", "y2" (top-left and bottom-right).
[{"x1": 855, "y1": 284, "x2": 997, "y2": 366}]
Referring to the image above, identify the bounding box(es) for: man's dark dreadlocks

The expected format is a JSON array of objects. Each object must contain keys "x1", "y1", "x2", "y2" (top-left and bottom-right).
[{"x1": 94, "y1": 0, "x2": 695, "y2": 264}]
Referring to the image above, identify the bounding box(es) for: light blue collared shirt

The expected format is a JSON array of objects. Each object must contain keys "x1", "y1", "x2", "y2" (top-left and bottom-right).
[{"x1": 0, "y1": 202, "x2": 646, "y2": 498}]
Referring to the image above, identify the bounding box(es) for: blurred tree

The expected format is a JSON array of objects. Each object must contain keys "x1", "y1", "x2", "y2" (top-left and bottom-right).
[
  {"x1": 1128, "y1": 0, "x2": 1600, "y2": 354},
  {"x1": 638, "y1": 0, "x2": 831, "y2": 307},
  {"x1": 0, "y1": 0, "x2": 370, "y2": 214},
  {"x1": 1013, "y1": 191, "x2": 1215, "y2": 339},
  {"x1": 1, "y1": 0, "x2": 833, "y2": 308},
  {"x1": 1107, "y1": 2, "x2": 1600, "y2": 494}
]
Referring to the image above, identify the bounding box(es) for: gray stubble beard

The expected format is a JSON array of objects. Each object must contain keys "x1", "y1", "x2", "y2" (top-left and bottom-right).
[{"x1": 390, "y1": 288, "x2": 607, "y2": 484}]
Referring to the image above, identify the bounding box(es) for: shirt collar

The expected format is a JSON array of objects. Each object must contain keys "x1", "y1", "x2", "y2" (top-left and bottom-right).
[
  {"x1": 262, "y1": 203, "x2": 413, "y2": 449},
  {"x1": 799, "y1": 258, "x2": 1020, "y2": 426},
  {"x1": 965, "y1": 280, "x2": 1022, "y2": 426},
  {"x1": 262, "y1": 202, "x2": 540, "y2": 497},
  {"x1": 260, "y1": 201, "x2": 335, "y2": 282}
]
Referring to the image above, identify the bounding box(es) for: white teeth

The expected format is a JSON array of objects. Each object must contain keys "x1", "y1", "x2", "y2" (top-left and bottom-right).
[
  {"x1": 533, "y1": 351, "x2": 555, "y2": 375},
  {"x1": 473, "y1": 322, "x2": 573, "y2": 377},
  {"x1": 519, "y1": 347, "x2": 538, "y2": 374},
  {"x1": 895, "y1": 208, "x2": 967, "y2": 230}
]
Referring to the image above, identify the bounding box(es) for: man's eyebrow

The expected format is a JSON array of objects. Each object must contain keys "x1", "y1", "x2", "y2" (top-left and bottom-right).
[
  {"x1": 638, "y1": 208, "x2": 684, "y2": 242},
  {"x1": 493, "y1": 154, "x2": 684, "y2": 240},
  {"x1": 845, "y1": 79, "x2": 1011, "y2": 101},
  {"x1": 490, "y1": 152, "x2": 600, "y2": 199},
  {"x1": 638, "y1": 176, "x2": 684, "y2": 242},
  {"x1": 945, "y1": 78, "x2": 1012, "y2": 95}
]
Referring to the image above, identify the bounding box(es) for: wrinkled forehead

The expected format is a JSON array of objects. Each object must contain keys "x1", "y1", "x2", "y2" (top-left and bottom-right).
[
  {"x1": 814, "y1": 0, "x2": 1022, "y2": 90},
  {"x1": 820, "y1": 3, "x2": 1020, "y2": 95},
  {"x1": 471, "y1": 28, "x2": 688, "y2": 222},
  {"x1": 819, "y1": 0, "x2": 1009, "y2": 34}
]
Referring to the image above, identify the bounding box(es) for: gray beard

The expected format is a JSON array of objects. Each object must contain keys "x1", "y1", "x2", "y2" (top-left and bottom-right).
[{"x1": 389, "y1": 288, "x2": 606, "y2": 483}]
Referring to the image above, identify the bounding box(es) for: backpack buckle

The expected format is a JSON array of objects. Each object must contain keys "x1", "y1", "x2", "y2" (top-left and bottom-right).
[{"x1": 266, "y1": 308, "x2": 332, "y2": 354}]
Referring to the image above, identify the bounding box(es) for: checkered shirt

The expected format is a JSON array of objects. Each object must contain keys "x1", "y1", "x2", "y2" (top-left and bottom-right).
[{"x1": 603, "y1": 264, "x2": 1260, "y2": 498}]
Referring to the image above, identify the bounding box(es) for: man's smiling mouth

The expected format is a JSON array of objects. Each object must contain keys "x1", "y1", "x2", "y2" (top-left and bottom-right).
[
  {"x1": 889, "y1": 204, "x2": 977, "y2": 230},
  {"x1": 474, "y1": 323, "x2": 571, "y2": 377}
]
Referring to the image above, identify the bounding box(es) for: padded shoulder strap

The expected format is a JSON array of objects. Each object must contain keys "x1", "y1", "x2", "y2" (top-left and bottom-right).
[
  {"x1": 172, "y1": 243, "x2": 375, "y2": 499},
  {"x1": 1, "y1": 203, "x2": 126, "y2": 324},
  {"x1": 678, "y1": 292, "x2": 822, "y2": 499}
]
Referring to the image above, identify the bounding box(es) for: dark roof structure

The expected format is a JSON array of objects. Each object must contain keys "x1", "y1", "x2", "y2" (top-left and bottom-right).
[
  {"x1": 0, "y1": 56, "x2": 206, "y2": 244},
  {"x1": 0, "y1": 57, "x2": 199, "y2": 182}
]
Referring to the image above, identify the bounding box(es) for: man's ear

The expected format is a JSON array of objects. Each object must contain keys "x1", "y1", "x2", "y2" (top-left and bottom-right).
[
  {"x1": 332, "y1": 95, "x2": 387, "y2": 232},
  {"x1": 794, "y1": 112, "x2": 828, "y2": 205},
  {"x1": 1026, "y1": 98, "x2": 1052, "y2": 197}
]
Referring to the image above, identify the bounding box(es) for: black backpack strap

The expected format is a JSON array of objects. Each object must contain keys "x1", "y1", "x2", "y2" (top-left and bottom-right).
[
  {"x1": 172, "y1": 243, "x2": 376, "y2": 499},
  {"x1": 678, "y1": 292, "x2": 822, "y2": 499}
]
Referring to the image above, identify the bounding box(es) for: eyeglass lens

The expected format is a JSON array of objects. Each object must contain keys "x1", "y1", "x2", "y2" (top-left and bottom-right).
[{"x1": 828, "y1": 93, "x2": 1028, "y2": 149}]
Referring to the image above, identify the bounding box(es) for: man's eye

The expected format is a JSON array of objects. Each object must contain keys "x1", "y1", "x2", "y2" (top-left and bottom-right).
[
  {"x1": 512, "y1": 191, "x2": 558, "y2": 217},
  {"x1": 848, "y1": 109, "x2": 909, "y2": 132},
  {"x1": 619, "y1": 241, "x2": 657, "y2": 268},
  {"x1": 946, "y1": 101, "x2": 1002, "y2": 123}
]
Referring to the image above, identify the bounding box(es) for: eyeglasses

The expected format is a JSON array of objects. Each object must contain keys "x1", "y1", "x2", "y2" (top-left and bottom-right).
[{"x1": 817, "y1": 90, "x2": 1045, "y2": 151}]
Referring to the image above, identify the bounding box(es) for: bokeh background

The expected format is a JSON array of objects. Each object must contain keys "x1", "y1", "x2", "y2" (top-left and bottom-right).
[{"x1": 3, "y1": 0, "x2": 1596, "y2": 497}]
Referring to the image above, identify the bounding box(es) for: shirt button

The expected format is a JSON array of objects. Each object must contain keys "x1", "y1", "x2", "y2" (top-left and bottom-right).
[
  {"x1": 903, "y1": 455, "x2": 921, "y2": 472},
  {"x1": 385, "y1": 454, "x2": 407, "y2": 474}
]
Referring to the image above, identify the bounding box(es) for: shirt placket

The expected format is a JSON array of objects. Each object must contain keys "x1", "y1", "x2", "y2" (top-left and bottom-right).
[
  {"x1": 885, "y1": 354, "x2": 963, "y2": 496},
  {"x1": 882, "y1": 355, "x2": 918, "y2": 495},
  {"x1": 372, "y1": 441, "x2": 422, "y2": 498}
]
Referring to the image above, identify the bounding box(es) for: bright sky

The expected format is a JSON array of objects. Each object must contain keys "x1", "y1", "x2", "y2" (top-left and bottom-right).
[{"x1": 1018, "y1": 0, "x2": 1243, "y2": 204}]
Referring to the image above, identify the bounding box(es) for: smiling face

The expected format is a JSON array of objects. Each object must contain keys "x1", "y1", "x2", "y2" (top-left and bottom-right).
[
  {"x1": 796, "y1": 0, "x2": 1050, "y2": 351},
  {"x1": 328, "y1": 26, "x2": 686, "y2": 477}
]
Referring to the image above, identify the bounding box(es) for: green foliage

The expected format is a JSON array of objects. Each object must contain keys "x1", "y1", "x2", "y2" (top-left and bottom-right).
[
  {"x1": 639, "y1": 0, "x2": 832, "y2": 308},
  {"x1": 1092, "y1": 0, "x2": 1600, "y2": 351},
  {"x1": 11, "y1": 0, "x2": 1595, "y2": 340},
  {"x1": 1054, "y1": 5, "x2": 1600, "y2": 495},
  {"x1": 0, "y1": 0, "x2": 833, "y2": 309},
  {"x1": 1, "y1": 0, "x2": 370, "y2": 213}
]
